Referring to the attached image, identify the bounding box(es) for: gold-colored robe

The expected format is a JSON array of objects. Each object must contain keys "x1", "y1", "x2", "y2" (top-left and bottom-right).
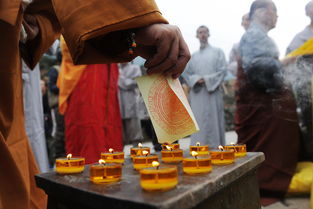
[{"x1": 0, "y1": 1, "x2": 166, "y2": 209}]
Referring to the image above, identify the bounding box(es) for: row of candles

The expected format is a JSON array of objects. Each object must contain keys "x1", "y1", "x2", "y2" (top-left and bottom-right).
[{"x1": 55, "y1": 143, "x2": 246, "y2": 191}]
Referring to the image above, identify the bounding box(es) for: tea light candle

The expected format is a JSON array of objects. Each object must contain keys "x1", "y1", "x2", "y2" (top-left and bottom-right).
[
  {"x1": 161, "y1": 145, "x2": 183, "y2": 163},
  {"x1": 140, "y1": 161, "x2": 178, "y2": 191},
  {"x1": 161, "y1": 143, "x2": 180, "y2": 150},
  {"x1": 90, "y1": 159, "x2": 122, "y2": 183},
  {"x1": 130, "y1": 143, "x2": 150, "y2": 158},
  {"x1": 133, "y1": 151, "x2": 159, "y2": 170},
  {"x1": 183, "y1": 151, "x2": 212, "y2": 175},
  {"x1": 223, "y1": 143, "x2": 247, "y2": 157},
  {"x1": 210, "y1": 146, "x2": 235, "y2": 165},
  {"x1": 189, "y1": 142, "x2": 209, "y2": 156},
  {"x1": 55, "y1": 154, "x2": 85, "y2": 174},
  {"x1": 101, "y1": 148, "x2": 125, "y2": 164}
]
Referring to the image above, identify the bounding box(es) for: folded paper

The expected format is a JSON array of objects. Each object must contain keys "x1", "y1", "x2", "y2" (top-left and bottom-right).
[{"x1": 136, "y1": 74, "x2": 199, "y2": 144}]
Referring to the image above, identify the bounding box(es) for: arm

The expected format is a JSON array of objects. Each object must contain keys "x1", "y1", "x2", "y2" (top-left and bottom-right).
[{"x1": 181, "y1": 60, "x2": 203, "y2": 88}]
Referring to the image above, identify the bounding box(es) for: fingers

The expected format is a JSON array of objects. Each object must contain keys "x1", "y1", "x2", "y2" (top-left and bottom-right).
[{"x1": 146, "y1": 35, "x2": 179, "y2": 75}]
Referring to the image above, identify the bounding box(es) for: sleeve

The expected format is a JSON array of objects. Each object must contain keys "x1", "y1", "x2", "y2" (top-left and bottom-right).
[
  {"x1": 22, "y1": 0, "x2": 61, "y2": 68},
  {"x1": 48, "y1": 68, "x2": 59, "y2": 94},
  {"x1": 119, "y1": 65, "x2": 141, "y2": 90},
  {"x1": 203, "y1": 49, "x2": 227, "y2": 92},
  {"x1": 52, "y1": 0, "x2": 168, "y2": 65},
  {"x1": 182, "y1": 59, "x2": 202, "y2": 88}
]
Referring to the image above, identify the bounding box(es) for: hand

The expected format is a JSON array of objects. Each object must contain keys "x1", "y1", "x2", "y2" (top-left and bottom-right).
[
  {"x1": 135, "y1": 24, "x2": 190, "y2": 79},
  {"x1": 280, "y1": 56, "x2": 297, "y2": 66},
  {"x1": 197, "y1": 78, "x2": 205, "y2": 84}
]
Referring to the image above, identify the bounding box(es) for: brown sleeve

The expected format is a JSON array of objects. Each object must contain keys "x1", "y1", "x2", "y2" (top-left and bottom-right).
[
  {"x1": 22, "y1": 0, "x2": 61, "y2": 69},
  {"x1": 52, "y1": 0, "x2": 168, "y2": 64}
]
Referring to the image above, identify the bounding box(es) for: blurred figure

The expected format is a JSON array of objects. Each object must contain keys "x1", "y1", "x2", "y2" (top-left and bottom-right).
[
  {"x1": 22, "y1": 61, "x2": 50, "y2": 173},
  {"x1": 118, "y1": 62, "x2": 143, "y2": 146},
  {"x1": 183, "y1": 25, "x2": 227, "y2": 148},
  {"x1": 58, "y1": 38, "x2": 123, "y2": 164},
  {"x1": 228, "y1": 13, "x2": 250, "y2": 77},
  {"x1": 285, "y1": 0, "x2": 313, "y2": 161},
  {"x1": 236, "y1": 0, "x2": 300, "y2": 205}
]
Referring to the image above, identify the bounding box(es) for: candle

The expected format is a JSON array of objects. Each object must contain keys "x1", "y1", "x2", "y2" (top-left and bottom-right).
[
  {"x1": 55, "y1": 154, "x2": 85, "y2": 174},
  {"x1": 161, "y1": 145, "x2": 183, "y2": 163},
  {"x1": 133, "y1": 151, "x2": 159, "y2": 170},
  {"x1": 130, "y1": 143, "x2": 150, "y2": 158},
  {"x1": 210, "y1": 146, "x2": 235, "y2": 165},
  {"x1": 140, "y1": 161, "x2": 178, "y2": 191},
  {"x1": 101, "y1": 148, "x2": 125, "y2": 164},
  {"x1": 90, "y1": 159, "x2": 122, "y2": 183},
  {"x1": 189, "y1": 142, "x2": 209, "y2": 156},
  {"x1": 183, "y1": 151, "x2": 212, "y2": 175},
  {"x1": 223, "y1": 143, "x2": 247, "y2": 157},
  {"x1": 161, "y1": 143, "x2": 180, "y2": 150}
]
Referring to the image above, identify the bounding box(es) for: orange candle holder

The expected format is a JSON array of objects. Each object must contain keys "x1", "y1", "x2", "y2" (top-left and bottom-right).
[
  {"x1": 90, "y1": 160, "x2": 122, "y2": 183},
  {"x1": 210, "y1": 146, "x2": 235, "y2": 165},
  {"x1": 140, "y1": 162, "x2": 178, "y2": 191},
  {"x1": 161, "y1": 148, "x2": 183, "y2": 163},
  {"x1": 223, "y1": 144, "x2": 247, "y2": 157},
  {"x1": 133, "y1": 153, "x2": 159, "y2": 170},
  {"x1": 161, "y1": 143, "x2": 180, "y2": 150},
  {"x1": 183, "y1": 151, "x2": 212, "y2": 175},
  {"x1": 55, "y1": 154, "x2": 85, "y2": 174},
  {"x1": 101, "y1": 148, "x2": 124, "y2": 164},
  {"x1": 130, "y1": 143, "x2": 150, "y2": 158},
  {"x1": 189, "y1": 142, "x2": 209, "y2": 156}
]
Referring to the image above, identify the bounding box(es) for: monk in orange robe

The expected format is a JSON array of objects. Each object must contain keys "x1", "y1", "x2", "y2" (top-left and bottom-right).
[
  {"x1": 58, "y1": 39, "x2": 123, "y2": 164},
  {"x1": 0, "y1": 0, "x2": 190, "y2": 209}
]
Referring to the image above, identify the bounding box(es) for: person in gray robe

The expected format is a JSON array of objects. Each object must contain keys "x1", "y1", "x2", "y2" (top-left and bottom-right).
[
  {"x1": 22, "y1": 61, "x2": 50, "y2": 172},
  {"x1": 118, "y1": 62, "x2": 143, "y2": 146},
  {"x1": 182, "y1": 25, "x2": 227, "y2": 148},
  {"x1": 285, "y1": 0, "x2": 313, "y2": 160}
]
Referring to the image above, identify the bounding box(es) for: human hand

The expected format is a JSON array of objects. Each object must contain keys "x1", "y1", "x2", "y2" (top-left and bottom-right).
[
  {"x1": 197, "y1": 78, "x2": 205, "y2": 84},
  {"x1": 135, "y1": 24, "x2": 190, "y2": 79},
  {"x1": 280, "y1": 56, "x2": 297, "y2": 66}
]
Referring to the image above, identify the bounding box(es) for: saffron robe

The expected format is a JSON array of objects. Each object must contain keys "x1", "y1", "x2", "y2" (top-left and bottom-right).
[
  {"x1": 236, "y1": 22, "x2": 300, "y2": 206},
  {"x1": 183, "y1": 45, "x2": 227, "y2": 148},
  {"x1": 0, "y1": 0, "x2": 167, "y2": 208}
]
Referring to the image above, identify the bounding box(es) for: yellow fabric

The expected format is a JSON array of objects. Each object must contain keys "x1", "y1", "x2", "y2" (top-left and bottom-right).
[
  {"x1": 57, "y1": 37, "x2": 86, "y2": 114},
  {"x1": 288, "y1": 162, "x2": 313, "y2": 194},
  {"x1": 286, "y1": 37, "x2": 313, "y2": 58}
]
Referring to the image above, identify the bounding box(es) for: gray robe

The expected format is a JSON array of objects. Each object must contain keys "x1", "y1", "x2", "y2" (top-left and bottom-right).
[
  {"x1": 286, "y1": 26, "x2": 313, "y2": 54},
  {"x1": 183, "y1": 45, "x2": 227, "y2": 148},
  {"x1": 22, "y1": 61, "x2": 50, "y2": 173}
]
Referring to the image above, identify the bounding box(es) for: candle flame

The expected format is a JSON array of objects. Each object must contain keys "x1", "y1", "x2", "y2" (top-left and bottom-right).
[
  {"x1": 152, "y1": 161, "x2": 160, "y2": 167},
  {"x1": 191, "y1": 151, "x2": 198, "y2": 157},
  {"x1": 166, "y1": 145, "x2": 172, "y2": 151},
  {"x1": 98, "y1": 159, "x2": 106, "y2": 164},
  {"x1": 218, "y1": 145, "x2": 224, "y2": 151},
  {"x1": 138, "y1": 143, "x2": 143, "y2": 148},
  {"x1": 109, "y1": 148, "x2": 114, "y2": 153},
  {"x1": 142, "y1": 150, "x2": 149, "y2": 156},
  {"x1": 66, "y1": 154, "x2": 72, "y2": 160},
  {"x1": 196, "y1": 142, "x2": 200, "y2": 146}
]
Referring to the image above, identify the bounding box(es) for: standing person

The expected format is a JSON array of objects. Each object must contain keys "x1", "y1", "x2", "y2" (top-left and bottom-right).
[
  {"x1": 183, "y1": 25, "x2": 227, "y2": 148},
  {"x1": 118, "y1": 62, "x2": 143, "y2": 146},
  {"x1": 0, "y1": 0, "x2": 190, "y2": 208},
  {"x1": 22, "y1": 61, "x2": 50, "y2": 173},
  {"x1": 235, "y1": 0, "x2": 300, "y2": 205},
  {"x1": 285, "y1": 0, "x2": 313, "y2": 161},
  {"x1": 58, "y1": 38, "x2": 123, "y2": 164}
]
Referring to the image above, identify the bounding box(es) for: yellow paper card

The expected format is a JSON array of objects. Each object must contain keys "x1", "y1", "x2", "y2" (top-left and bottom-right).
[
  {"x1": 286, "y1": 37, "x2": 313, "y2": 57},
  {"x1": 136, "y1": 74, "x2": 199, "y2": 144}
]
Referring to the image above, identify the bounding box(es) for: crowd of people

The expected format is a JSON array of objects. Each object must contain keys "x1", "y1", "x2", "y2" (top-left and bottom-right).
[{"x1": 2, "y1": 0, "x2": 313, "y2": 208}]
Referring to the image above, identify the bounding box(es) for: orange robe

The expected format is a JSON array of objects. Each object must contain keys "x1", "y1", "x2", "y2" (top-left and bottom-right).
[
  {"x1": 0, "y1": 0, "x2": 167, "y2": 208},
  {"x1": 58, "y1": 39, "x2": 123, "y2": 164}
]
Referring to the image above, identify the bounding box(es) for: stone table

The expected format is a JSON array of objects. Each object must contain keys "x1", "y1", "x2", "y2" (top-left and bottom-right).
[{"x1": 36, "y1": 152, "x2": 264, "y2": 209}]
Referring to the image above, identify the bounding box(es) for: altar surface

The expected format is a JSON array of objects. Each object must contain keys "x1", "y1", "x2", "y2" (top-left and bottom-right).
[{"x1": 36, "y1": 152, "x2": 264, "y2": 209}]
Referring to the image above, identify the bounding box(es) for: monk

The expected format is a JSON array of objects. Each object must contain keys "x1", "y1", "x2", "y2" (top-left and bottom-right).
[
  {"x1": 0, "y1": 0, "x2": 190, "y2": 209},
  {"x1": 235, "y1": 0, "x2": 300, "y2": 206}
]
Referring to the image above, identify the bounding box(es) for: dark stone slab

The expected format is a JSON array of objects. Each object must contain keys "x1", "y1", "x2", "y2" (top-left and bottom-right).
[{"x1": 36, "y1": 152, "x2": 264, "y2": 209}]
